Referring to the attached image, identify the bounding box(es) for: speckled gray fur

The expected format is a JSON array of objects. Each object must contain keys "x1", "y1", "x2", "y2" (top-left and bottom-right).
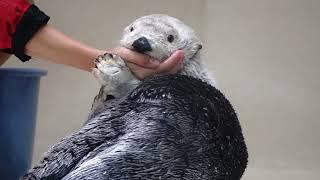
[
  {"x1": 22, "y1": 15, "x2": 248, "y2": 180},
  {"x1": 22, "y1": 75, "x2": 247, "y2": 179}
]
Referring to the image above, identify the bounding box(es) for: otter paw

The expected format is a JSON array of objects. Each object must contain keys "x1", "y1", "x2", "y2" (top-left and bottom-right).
[{"x1": 92, "y1": 53, "x2": 129, "y2": 86}]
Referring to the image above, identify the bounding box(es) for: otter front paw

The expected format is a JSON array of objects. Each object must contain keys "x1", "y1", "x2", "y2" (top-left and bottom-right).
[
  {"x1": 93, "y1": 53, "x2": 127, "y2": 85},
  {"x1": 92, "y1": 53, "x2": 137, "y2": 98}
]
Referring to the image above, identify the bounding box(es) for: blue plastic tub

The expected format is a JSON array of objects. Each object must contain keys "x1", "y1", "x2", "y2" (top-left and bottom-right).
[{"x1": 0, "y1": 68, "x2": 47, "y2": 180}]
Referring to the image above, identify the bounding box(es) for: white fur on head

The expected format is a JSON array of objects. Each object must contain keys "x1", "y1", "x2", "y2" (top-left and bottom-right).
[
  {"x1": 120, "y1": 14, "x2": 202, "y2": 62},
  {"x1": 120, "y1": 14, "x2": 216, "y2": 86}
]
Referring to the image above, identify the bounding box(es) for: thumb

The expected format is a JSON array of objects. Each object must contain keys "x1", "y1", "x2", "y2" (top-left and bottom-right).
[{"x1": 157, "y1": 50, "x2": 184, "y2": 74}]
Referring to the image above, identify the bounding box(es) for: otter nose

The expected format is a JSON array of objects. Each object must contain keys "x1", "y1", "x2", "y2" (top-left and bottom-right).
[{"x1": 132, "y1": 37, "x2": 152, "y2": 53}]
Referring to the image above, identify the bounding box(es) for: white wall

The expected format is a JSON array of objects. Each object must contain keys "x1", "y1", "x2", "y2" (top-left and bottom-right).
[
  {"x1": 204, "y1": 0, "x2": 320, "y2": 179},
  {"x1": 3, "y1": 0, "x2": 320, "y2": 179}
]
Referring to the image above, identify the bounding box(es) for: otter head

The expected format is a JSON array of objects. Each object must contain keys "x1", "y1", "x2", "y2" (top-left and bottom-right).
[{"x1": 120, "y1": 14, "x2": 203, "y2": 63}]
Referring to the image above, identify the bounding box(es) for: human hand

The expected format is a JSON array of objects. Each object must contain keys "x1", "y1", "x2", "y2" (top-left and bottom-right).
[{"x1": 111, "y1": 47, "x2": 184, "y2": 80}]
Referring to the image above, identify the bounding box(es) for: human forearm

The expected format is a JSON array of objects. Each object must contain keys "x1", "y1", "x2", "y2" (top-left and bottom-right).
[{"x1": 25, "y1": 25, "x2": 104, "y2": 71}]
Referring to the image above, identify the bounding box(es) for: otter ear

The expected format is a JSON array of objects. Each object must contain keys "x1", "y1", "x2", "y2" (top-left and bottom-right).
[{"x1": 197, "y1": 44, "x2": 203, "y2": 50}]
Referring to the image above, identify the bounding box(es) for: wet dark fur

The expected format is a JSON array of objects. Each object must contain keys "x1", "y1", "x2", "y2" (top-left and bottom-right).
[{"x1": 22, "y1": 75, "x2": 248, "y2": 179}]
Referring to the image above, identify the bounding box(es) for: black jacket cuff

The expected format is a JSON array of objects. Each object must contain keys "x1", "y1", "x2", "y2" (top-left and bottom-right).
[{"x1": 12, "y1": 4, "x2": 50, "y2": 62}]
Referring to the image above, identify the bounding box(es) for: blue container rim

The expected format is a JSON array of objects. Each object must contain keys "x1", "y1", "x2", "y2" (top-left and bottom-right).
[{"x1": 0, "y1": 68, "x2": 47, "y2": 77}]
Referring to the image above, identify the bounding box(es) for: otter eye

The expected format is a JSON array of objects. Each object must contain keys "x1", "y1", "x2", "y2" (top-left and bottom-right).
[
  {"x1": 130, "y1": 26, "x2": 134, "y2": 32},
  {"x1": 167, "y1": 35, "x2": 174, "y2": 43}
]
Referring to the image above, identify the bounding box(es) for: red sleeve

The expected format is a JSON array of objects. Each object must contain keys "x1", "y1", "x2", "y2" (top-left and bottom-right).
[
  {"x1": 0, "y1": 0, "x2": 50, "y2": 62},
  {"x1": 0, "y1": 0, "x2": 31, "y2": 49}
]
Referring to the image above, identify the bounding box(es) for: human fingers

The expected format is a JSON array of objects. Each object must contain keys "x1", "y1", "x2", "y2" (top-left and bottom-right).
[
  {"x1": 156, "y1": 50, "x2": 184, "y2": 74},
  {"x1": 126, "y1": 62, "x2": 155, "y2": 80},
  {"x1": 122, "y1": 50, "x2": 184, "y2": 80},
  {"x1": 110, "y1": 47, "x2": 159, "y2": 69}
]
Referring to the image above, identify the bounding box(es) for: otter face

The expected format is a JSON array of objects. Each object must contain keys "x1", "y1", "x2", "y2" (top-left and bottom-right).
[{"x1": 120, "y1": 14, "x2": 203, "y2": 62}]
